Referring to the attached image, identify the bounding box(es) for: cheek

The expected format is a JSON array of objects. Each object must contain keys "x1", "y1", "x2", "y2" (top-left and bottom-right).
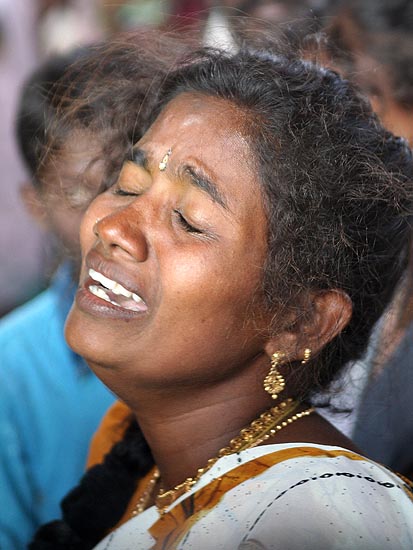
[{"x1": 163, "y1": 245, "x2": 262, "y2": 321}]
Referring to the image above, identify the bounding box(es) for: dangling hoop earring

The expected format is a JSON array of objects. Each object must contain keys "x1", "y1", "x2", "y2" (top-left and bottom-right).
[{"x1": 264, "y1": 351, "x2": 286, "y2": 400}]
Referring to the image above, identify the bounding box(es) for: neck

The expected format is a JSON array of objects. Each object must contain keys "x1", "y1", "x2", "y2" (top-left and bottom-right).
[
  {"x1": 136, "y1": 390, "x2": 277, "y2": 490},
  {"x1": 120, "y1": 354, "x2": 277, "y2": 490}
]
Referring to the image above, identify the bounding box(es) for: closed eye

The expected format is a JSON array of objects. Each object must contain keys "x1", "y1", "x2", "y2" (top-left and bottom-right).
[
  {"x1": 174, "y1": 210, "x2": 203, "y2": 234},
  {"x1": 112, "y1": 186, "x2": 140, "y2": 197}
]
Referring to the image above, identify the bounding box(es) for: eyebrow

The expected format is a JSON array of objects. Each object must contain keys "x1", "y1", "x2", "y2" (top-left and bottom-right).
[
  {"x1": 183, "y1": 165, "x2": 229, "y2": 210},
  {"x1": 128, "y1": 147, "x2": 149, "y2": 170},
  {"x1": 129, "y1": 147, "x2": 229, "y2": 211}
]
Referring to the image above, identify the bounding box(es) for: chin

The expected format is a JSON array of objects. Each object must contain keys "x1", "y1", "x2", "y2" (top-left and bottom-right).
[
  {"x1": 65, "y1": 306, "x2": 105, "y2": 365},
  {"x1": 65, "y1": 305, "x2": 132, "y2": 375},
  {"x1": 64, "y1": 306, "x2": 80, "y2": 352}
]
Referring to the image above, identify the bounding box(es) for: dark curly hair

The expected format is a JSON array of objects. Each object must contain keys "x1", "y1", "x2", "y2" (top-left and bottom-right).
[
  {"x1": 150, "y1": 46, "x2": 413, "y2": 393},
  {"x1": 30, "y1": 38, "x2": 413, "y2": 549},
  {"x1": 32, "y1": 33, "x2": 184, "y2": 201}
]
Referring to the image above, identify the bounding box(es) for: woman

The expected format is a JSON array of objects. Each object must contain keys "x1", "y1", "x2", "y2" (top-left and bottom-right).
[{"x1": 31, "y1": 42, "x2": 413, "y2": 549}]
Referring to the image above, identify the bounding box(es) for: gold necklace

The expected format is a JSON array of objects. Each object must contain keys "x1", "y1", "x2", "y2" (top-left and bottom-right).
[
  {"x1": 131, "y1": 398, "x2": 314, "y2": 516},
  {"x1": 131, "y1": 468, "x2": 160, "y2": 516}
]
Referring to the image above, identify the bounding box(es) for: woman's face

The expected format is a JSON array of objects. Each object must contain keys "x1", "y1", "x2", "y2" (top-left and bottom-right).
[{"x1": 66, "y1": 93, "x2": 273, "y2": 394}]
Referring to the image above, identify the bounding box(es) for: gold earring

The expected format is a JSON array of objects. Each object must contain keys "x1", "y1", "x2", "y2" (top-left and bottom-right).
[
  {"x1": 264, "y1": 351, "x2": 286, "y2": 400},
  {"x1": 159, "y1": 148, "x2": 172, "y2": 171},
  {"x1": 301, "y1": 348, "x2": 311, "y2": 365}
]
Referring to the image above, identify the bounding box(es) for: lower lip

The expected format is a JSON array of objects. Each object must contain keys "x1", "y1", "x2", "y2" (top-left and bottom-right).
[{"x1": 75, "y1": 286, "x2": 148, "y2": 320}]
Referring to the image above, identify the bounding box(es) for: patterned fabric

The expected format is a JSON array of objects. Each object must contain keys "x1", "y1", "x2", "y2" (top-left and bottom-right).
[{"x1": 93, "y1": 442, "x2": 413, "y2": 550}]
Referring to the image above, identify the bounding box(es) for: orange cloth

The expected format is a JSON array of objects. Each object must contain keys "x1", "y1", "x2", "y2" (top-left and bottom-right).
[
  {"x1": 86, "y1": 400, "x2": 157, "y2": 529},
  {"x1": 87, "y1": 400, "x2": 132, "y2": 469}
]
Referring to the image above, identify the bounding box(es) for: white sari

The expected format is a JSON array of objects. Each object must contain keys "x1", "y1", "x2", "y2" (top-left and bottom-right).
[{"x1": 94, "y1": 442, "x2": 413, "y2": 549}]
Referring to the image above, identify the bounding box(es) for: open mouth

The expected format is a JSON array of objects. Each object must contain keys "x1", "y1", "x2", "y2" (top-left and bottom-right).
[{"x1": 87, "y1": 268, "x2": 147, "y2": 312}]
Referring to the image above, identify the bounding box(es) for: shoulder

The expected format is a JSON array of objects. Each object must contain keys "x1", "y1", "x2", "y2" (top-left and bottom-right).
[
  {"x1": 0, "y1": 263, "x2": 76, "y2": 335},
  {"x1": 179, "y1": 444, "x2": 413, "y2": 549},
  {"x1": 242, "y1": 443, "x2": 412, "y2": 498},
  {"x1": 97, "y1": 443, "x2": 413, "y2": 550},
  {"x1": 0, "y1": 286, "x2": 78, "y2": 399},
  {"x1": 231, "y1": 443, "x2": 413, "y2": 499},
  {"x1": 230, "y1": 444, "x2": 413, "y2": 548}
]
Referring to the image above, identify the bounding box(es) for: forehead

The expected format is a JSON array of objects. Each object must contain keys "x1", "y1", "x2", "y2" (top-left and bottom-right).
[
  {"x1": 143, "y1": 92, "x2": 250, "y2": 152},
  {"x1": 139, "y1": 92, "x2": 261, "y2": 211}
]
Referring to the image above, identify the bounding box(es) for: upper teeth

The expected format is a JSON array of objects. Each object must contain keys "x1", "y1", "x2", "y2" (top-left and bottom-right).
[{"x1": 89, "y1": 268, "x2": 143, "y2": 303}]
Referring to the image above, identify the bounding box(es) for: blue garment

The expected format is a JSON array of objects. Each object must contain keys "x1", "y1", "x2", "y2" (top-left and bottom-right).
[{"x1": 0, "y1": 264, "x2": 114, "y2": 550}]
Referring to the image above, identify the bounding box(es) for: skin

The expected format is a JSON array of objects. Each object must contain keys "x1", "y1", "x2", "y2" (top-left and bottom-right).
[
  {"x1": 350, "y1": 51, "x2": 413, "y2": 145},
  {"x1": 66, "y1": 92, "x2": 354, "y2": 489},
  {"x1": 21, "y1": 129, "x2": 108, "y2": 273}
]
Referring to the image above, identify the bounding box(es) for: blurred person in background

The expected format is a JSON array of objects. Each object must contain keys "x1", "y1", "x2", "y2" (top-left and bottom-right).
[
  {"x1": 98, "y1": 0, "x2": 172, "y2": 33},
  {"x1": 326, "y1": 0, "x2": 413, "y2": 144},
  {"x1": 0, "y1": 0, "x2": 110, "y2": 320},
  {"x1": 37, "y1": 0, "x2": 103, "y2": 57},
  {"x1": 202, "y1": 0, "x2": 330, "y2": 63},
  {"x1": 0, "y1": 0, "x2": 44, "y2": 316},
  {"x1": 0, "y1": 0, "x2": 106, "y2": 318},
  {"x1": 0, "y1": 33, "x2": 176, "y2": 548},
  {"x1": 317, "y1": 0, "x2": 413, "y2": 478},
  {"x1": 0, "y1": 47, "x2": 115, "y2": 550},
  {"x1": 229, "y1": 0, "x2": 326, "y2": 41}
]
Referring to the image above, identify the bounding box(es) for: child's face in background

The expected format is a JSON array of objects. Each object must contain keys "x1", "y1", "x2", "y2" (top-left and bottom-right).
[{"x1": 37, "y1": 129, "x2": 112, "y2": 274}]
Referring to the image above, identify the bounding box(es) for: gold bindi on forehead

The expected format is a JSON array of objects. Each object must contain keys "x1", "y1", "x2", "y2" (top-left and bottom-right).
[{"x1": 159, "y1": 148, "x2": 172, "y2": 171}]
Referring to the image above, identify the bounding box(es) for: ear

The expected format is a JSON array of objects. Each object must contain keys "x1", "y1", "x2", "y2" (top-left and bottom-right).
[
  {"x1": 264, "y1": 289, "x2": 352, "y2": 363},
  {"x1": 20, "y1": 183, "x2": 49, "y2": 229}
]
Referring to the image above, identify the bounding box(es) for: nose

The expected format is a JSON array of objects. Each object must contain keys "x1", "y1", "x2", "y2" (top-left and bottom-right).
[{"x1": 93, "y1": 207, "x2": 149, "y2": 263}]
